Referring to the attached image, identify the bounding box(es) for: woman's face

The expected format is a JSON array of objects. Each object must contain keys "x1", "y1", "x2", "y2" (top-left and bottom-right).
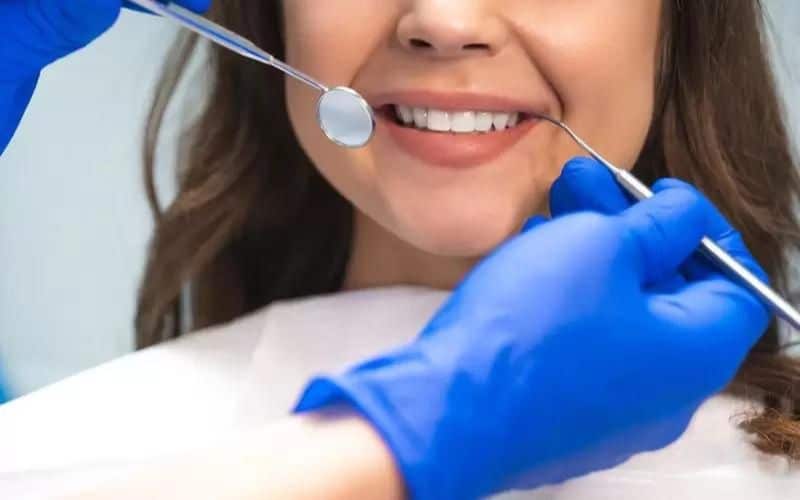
[{"x1": 283, "y1": 1, "x2": 662, "y2": 258}]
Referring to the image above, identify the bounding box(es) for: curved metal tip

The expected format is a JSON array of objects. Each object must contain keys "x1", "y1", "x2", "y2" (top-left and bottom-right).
[{"x1": 531, "y1": 113, "x2": 624, "y2": 176}]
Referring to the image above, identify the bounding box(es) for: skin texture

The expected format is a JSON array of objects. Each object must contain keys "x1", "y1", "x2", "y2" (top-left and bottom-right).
[
  {"x1": 70, "y1": 411, "x2": 404, "y2": 500},
  {"x1": 282, "y1": 0, "x2": 662, "y2": 289}
]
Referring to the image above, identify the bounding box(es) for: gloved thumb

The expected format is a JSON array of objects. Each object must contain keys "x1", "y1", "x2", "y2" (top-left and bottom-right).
[
  {"x1": 619, "y1": 183, "x2": 709, "y2": 285},
  {"x1": 549, "y1": 157, "x2": 631, "y2": 217}
]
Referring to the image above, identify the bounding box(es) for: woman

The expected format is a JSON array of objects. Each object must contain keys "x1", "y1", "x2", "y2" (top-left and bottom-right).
[
  {"x1": 0, "y1": 0, "x2": 798, "y2": 498},
  {"x1": 140, "y1": 0, "x2": 800, "y2": 456}
]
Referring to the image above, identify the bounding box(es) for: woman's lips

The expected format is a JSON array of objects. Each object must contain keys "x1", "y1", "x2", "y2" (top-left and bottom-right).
[
  {"x1": 377, "y1": 111, "x2": 539, "y2": 168},
  {"x1": 368, "y1": 91, "x2": 544, "y2": 168}
]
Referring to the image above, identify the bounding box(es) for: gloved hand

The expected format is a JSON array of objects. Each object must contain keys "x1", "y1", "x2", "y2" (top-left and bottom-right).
[
  {"x1": 0, "y1": 0, "x2": 211, "y2": 154},
  {"x1": 294, "y1": 158, "x2": 771, "y2": 500}
]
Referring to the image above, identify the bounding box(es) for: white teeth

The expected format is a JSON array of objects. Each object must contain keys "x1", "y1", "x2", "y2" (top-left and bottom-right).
[
  {"x1": 394, "y1": 106, "x2": 524, "y2": 133},
  {"x1": 428, "y1": 110, "x2": 451, "y2": 132},
  {"x1": 475, "y1": 112, "x2": 493, "y2": 132},
  {"x1": 492, "y1": 113, "x2": 510, "y2": 131},
  {"x1": 450, "y1": 111, "x2": 476, "y2": 133},
  {"x1": 396, "y1": 105, "x2": 413, "y2": 125},
  {"x1": 413, "y1": 108, "x2": 428, "y2": 128}
]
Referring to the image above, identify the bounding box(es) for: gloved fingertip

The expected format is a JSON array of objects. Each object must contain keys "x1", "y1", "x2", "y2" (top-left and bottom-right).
[
  {"x1": 550, "y1": 156, "x2": 630, "y2": 218},
  {"x1": 560, "y1": 156, "x2": 599, "y2": 176},
  {"x1": 521, "y1": 215, "x2": 550, "y2": 233},
  {"x1": 549, "y1": 157, "x2": 595, "y2": 209}
]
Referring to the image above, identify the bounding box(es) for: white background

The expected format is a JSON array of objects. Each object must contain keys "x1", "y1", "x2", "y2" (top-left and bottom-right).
[{"x1": 0, "y1": 4, "x2": 798, "y2": 397}]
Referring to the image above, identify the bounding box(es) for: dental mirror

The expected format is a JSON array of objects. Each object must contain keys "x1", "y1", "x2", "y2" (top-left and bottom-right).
[
  {"x1": 317, "y1": 87, "x2": 376, "y2": 148},
  {"x1": 129, "y1": 0, "x2": 376, "y2": 148}
]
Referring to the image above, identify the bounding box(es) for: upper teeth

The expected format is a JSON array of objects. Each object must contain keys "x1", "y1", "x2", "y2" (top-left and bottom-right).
[{"x1": 394, "y1": 105, "x2": 521, "y2": 133}]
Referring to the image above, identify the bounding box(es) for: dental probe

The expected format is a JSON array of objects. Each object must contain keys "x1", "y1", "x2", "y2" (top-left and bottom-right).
[{"x1": 538, "y1": 115, "x2": 800, "y2": 330}]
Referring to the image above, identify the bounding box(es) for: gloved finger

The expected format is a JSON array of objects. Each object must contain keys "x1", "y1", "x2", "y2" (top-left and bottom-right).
[
  {"x1": 619, "y1": 183, "x2": 710, "y2": 286},
  {"x1": 550, "y1": 161, "x2": 690, "y2": 290},
  {"x1": 5, "y1": 0, "x2": 123, "y2": 55},
  {"x1": 124, "y1": 0, "x2": 212, "y2": 14},
  {"x1": 549, "y1": 157, "x2": 632, "y2": 218},
  {"x1": 649, "y1": 277, "x2": 770, "y2": 389},
  {"x1": 520, "y1": 215, "x2": 550, "y2": 234},
  {"x1": 1, "y1": 0, "x2": 116, "y2": 79},
  {"x1": 652, "y1": 179, "x2": 769, "y2": 284}
]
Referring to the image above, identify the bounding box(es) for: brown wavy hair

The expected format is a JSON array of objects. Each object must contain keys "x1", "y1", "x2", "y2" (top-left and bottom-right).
[{"x1": 137, "y1": 1, "x2": 800, "y2": 459}]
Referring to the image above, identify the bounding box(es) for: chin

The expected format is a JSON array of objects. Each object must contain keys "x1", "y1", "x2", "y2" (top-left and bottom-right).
[{"x1": 393, "y1": 204, "x2": 524, "y2": 258}]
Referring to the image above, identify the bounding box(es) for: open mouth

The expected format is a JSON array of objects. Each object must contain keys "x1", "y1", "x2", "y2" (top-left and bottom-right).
[
  {"x1": 369, "y1": 92, "x2": 543, "y2": 168},
  {"x1": 378, "y1": 105, "x2": 535, "y2": 134}
]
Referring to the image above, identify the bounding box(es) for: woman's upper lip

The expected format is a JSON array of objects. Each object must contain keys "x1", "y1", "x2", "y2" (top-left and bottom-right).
[{"x1": 366, "y1": 89, "x2": 548, "y2": 115}]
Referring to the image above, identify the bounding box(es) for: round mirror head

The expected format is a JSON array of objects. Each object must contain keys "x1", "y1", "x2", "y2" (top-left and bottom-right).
[{"x1": 317, "y1": 86, "x2": 375, "y2": 148}]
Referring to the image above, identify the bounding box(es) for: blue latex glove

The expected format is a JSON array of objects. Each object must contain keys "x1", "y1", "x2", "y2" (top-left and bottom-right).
[
  {"x1": 0, "y1": 0, "x2": 211, "y2": 155},
  {"x1": 295, "y1": 158, "x2": 771, "y2": 499}
]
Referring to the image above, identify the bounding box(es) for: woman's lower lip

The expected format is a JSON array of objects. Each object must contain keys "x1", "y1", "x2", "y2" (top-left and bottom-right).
[{"x1": 378, "y1": 113, "x2": 538, "y2": 168}]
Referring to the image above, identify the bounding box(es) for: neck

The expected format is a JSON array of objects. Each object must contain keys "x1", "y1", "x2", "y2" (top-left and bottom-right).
[{"x1": 342, "y1": 210, "x2": 477, "y2": 292}]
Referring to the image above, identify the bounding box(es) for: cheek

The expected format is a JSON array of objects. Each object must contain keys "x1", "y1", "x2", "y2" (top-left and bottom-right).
[
  {"x1": 282, "y1": 1, "x2": 391, "y2": 226},
  {"x1": 282, "y1": 1, "x2": 392, "y2": 67},
  {"x1": 513, "y1": 0, "x2": 662, "y2": 168},
  {"x1": 282, "y1": 0, "x2": 395, "y2": 123}
]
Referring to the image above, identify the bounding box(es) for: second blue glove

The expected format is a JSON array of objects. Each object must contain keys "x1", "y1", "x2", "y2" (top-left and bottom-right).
[{"x1": 0, "y1": 0, "x2": 211, "y2": 154}]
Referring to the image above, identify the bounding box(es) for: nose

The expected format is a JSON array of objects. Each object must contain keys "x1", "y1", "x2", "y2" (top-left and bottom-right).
[{"x1": 396, "y1": 0, "x2": 508, "y2": 59}]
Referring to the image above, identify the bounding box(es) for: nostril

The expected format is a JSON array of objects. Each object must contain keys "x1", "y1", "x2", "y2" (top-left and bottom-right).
[
  {"x1": 407, "y1": 38, "x2": 491, "y2": 54},
  {"x1": 463, "y1": 43, "x2": 490, "y2": 51},
  {"x1": 409, "y1": 38, "x2": 434, "y2": 49}
]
